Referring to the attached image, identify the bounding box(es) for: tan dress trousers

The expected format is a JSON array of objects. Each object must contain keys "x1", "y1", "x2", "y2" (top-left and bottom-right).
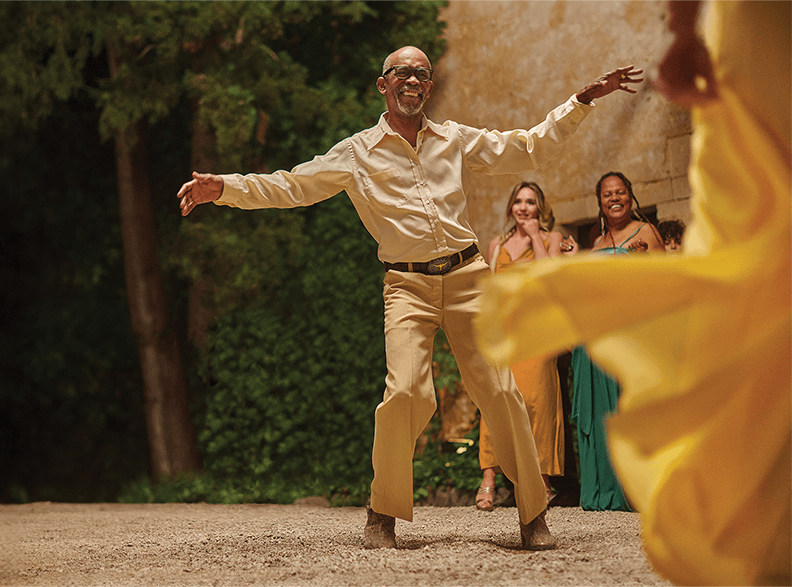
[{"x1": 369, "y1": 254, "x2": 546, "y2": 524}]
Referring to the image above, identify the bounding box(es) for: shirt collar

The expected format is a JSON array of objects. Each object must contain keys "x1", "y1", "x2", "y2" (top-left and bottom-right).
[
  {"x1": 362, "y1": 112, "x2": 449, "y2": 150},
  {"x1": 422, "y1": 116, "x2": 449, "y2": 140}
]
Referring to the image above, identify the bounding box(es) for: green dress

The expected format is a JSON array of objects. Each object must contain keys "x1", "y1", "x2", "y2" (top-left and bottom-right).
[
  {"x1": 570, "y1": 228, "x2": 645, "y2": 511},
  {"x1": 571, "y1": 345, "x2": 631, "y2": 511}
]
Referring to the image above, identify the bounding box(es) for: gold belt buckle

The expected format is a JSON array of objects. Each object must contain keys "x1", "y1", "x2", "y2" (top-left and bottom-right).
[{"x1": 427, "y1": 255, "x2": 453, "y2": 275}]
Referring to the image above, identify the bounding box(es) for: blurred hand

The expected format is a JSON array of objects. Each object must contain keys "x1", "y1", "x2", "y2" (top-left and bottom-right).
[
  {"x1": 177, "y1": 172, "x2": 224, "y2": 216},
  {"x1": 653, "y1": 34, "x2": 718, "y2": 109}
]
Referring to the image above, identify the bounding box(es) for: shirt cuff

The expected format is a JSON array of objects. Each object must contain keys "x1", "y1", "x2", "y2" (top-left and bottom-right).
[
  {"x1": 213, "y1": 174, "x2": 241, "y2": 206},
  {"x1": 571, "y1": 93, "x2": 596, "y2": 109}
]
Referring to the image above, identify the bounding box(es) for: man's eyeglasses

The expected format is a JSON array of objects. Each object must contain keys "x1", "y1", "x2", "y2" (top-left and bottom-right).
[{"x1": 383, "y1": 65, "x2": 433, "y2": 82}]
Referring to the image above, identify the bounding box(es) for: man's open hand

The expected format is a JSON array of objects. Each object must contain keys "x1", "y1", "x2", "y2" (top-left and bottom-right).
[
  {"x1": 576, "y1": 65, "x2": 644, "y2": 104},
  {"x1": 177, "y1": 172, "x2": 224, "y2": 216}
]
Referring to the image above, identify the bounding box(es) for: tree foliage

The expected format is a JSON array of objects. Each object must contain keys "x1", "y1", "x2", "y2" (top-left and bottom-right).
[
  {"x1": 1, "y1": 95, "x2": 148, "y2": 502},
  {"x1": 1, "y1": 1, "x2": 447, "y2": 503}
]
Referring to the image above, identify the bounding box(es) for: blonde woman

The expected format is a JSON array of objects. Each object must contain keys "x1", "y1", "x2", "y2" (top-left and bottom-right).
[{"x1": 476, "y1": 182, "x2": 575, "y2": 510}]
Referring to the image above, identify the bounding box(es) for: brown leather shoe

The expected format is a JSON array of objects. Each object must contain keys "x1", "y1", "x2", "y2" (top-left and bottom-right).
[
  {"x1": 519, "y1": 508, "x2": 556, "y2": 550},
  {"x1": 364, "y1": 506, "x2": 396, "y2": 549}
]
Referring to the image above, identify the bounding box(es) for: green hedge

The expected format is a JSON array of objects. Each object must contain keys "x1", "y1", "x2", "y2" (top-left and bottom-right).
[{"x1": 121, "y1": 198, "x2": 494, "y2": 505}]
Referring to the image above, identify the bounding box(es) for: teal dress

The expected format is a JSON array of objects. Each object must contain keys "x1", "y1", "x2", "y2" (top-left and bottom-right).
[{"x1": 571, "y1": 225, "x2": 646, "y2": 511}]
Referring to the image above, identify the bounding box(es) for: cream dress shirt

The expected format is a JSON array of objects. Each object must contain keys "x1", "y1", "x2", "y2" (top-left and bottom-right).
[{"x1": 217, "y1": 95, "x2": 593, "y2": 264}]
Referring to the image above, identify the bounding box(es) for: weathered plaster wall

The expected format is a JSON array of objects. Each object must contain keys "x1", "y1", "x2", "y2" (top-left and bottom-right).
[{"x1": 426, "y1": 0, "x2": 693, "y2": 245}]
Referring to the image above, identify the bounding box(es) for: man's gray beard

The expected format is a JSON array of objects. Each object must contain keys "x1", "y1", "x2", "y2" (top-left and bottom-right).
[{"x1": 396, "y1": 95, "x2": 425, "y2": 117}]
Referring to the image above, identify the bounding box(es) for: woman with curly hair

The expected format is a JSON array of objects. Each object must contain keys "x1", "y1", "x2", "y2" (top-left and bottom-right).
[
  {"x1": 591, "y1": 172, "x2": 664, "y2": 253},
  {"x1": 567, "y1": 172, "x2": 664, "y2": 511}
]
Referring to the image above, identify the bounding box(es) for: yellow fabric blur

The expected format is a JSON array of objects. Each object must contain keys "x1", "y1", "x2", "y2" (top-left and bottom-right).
[{"x1": 475, "y1": 2, "x2": 790, "y2": 584}]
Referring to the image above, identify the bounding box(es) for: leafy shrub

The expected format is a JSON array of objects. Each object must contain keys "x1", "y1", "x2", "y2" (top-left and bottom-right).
[
  {"x1": 180, "y1": 196, "x2": 385, "y2": 504},
  {"x1": 413, "y1": 332, "x2": 486, "y2": 502}
]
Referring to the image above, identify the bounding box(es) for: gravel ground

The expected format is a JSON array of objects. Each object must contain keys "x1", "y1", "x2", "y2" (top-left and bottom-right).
[{"x1": 1, "y1": 502, "x2": 672, "y2": 586}]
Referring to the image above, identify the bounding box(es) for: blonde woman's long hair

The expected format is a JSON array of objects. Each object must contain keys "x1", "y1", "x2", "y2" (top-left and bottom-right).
[{"x1": 500, "y1": 182, "x2": 555, "y2": 243}]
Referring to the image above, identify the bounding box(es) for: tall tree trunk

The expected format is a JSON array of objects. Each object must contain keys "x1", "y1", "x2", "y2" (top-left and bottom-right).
[
  {"x1": 186, "y1": 104, "x2": 215, "y2": 352},
  {"x1": 114, "y1": 120, "x2": 201, "y2": 480}
]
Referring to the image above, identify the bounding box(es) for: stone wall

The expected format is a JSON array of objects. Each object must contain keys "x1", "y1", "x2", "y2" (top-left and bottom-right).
[{"x1": 426, "y1": 0, "x2": 694, "y2": 246}]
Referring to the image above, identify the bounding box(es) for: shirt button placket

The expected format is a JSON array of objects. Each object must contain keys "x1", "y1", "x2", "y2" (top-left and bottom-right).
[{"x1": 414, "y1": 160, "x2": 447, "y2": 254}]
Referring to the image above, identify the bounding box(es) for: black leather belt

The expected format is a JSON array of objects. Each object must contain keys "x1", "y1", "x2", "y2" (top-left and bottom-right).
[{"x1": 383, "y1": 244, "x2": 479, "y2": 276}]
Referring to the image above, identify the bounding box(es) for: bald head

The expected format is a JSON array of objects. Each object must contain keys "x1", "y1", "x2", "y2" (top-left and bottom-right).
[{"x1": 382, "y1": 46, "x2": 432, "y2": 75}]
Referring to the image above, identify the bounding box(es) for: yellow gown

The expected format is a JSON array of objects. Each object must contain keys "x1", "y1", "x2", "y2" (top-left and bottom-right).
[
  {"x1": 475, "y1": 2, "x2": 791, "y2": 585},
  {"x1": 478, "y1": 244, "x2": 565, "y2": 478}
]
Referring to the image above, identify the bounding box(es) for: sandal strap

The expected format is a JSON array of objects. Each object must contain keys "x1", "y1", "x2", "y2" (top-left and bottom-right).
[{"x1": 477, "y1": 486, "x2": 495, "y2": 495}]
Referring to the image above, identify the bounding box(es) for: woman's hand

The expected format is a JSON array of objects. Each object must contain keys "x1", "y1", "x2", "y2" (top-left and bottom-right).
[
  {"x1": 561, "y1": 235, "x2": 579, "y2": 255},
  {"x1": 653, "y1": 0, "x2": 718, "y2": 109},
  {"x1": 628, "y1": 239, "x2": 649, "y2": 252},
  {"x1": 654, "y1": 35, "x2": 718, "y2": 109},
  {"x1": 524, "y1": 218, "x2": 542, "y2": 237}
]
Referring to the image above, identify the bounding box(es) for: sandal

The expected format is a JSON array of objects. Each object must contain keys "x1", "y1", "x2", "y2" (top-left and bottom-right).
[{"x1": 476, "y1": 485, "x2": 495, "y2": 511}]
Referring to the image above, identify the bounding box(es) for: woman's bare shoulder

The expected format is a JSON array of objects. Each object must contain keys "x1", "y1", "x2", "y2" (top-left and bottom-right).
[{"x1": 638, "y1": 222, "x2": 665, "y2": 251}]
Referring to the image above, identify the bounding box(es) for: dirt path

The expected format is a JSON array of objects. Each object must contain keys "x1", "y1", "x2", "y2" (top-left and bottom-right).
[{"x1": 1, "y1": 502, "x2": 671, "y2": 586}]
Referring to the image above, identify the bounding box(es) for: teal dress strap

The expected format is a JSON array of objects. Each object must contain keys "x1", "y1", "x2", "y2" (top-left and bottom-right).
[
  {"x1": 592, "y1": 223, "x2": 647, "y2": 255},
  {"x1": 618, "y1": 223, "x2": 646, "y2": 247}
]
